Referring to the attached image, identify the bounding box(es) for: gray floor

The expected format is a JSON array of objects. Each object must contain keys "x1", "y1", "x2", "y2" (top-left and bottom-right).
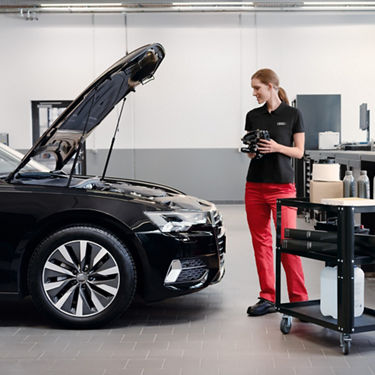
[{"x1": 1, "y1": 204, "x2": 375, "y2": 374}]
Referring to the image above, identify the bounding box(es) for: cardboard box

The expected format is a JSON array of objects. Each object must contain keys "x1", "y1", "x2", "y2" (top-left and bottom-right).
[
  {"x1": 312, "y1": 163, "x2": 340, "y2": 181},
  {"x1": 310, "y1": 180, "x2": 343, "y2": 203},
  {"x1": 319, "y1": 131, "x2": 340, "y2": 150},
  {"x1": 321, "y1": 197, "x2": 375, "y2": 206}
]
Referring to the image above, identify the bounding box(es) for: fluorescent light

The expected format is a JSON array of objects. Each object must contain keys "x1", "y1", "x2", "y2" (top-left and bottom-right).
[
  {"x1": 301, "y1": 6, "x2": 375, "y2": 11},
  {"x1": 304, "y1": 1, "x2": 375, "y2": 5},
  {"x1": 173, "y1": 2, "x2": 254, "y2": 5},
  {"x1": 172, "y1": 6, "x2": 255, "y2": 10},
  {"x1": 40, "y1": 3, "x2": 122, "y2": 6},
  {"x1": 42, "y1": 6, "x2": 125, "y2": 12}
]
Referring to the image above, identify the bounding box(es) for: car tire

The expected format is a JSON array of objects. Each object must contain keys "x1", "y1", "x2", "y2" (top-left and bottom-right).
[{"x1": 28, "y1": 226, "x2": 136, "y2": 328}]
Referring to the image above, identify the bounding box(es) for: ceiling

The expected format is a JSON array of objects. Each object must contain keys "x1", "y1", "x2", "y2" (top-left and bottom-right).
[{"x1": 1, "y1": 0, "x2": 375, "y2": 15}]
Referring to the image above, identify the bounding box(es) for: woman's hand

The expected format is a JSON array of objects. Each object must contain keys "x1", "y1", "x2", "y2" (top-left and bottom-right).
[
  {"x1": 247, "y1": 153, "x2": 256, "y2": 159},
  {"x1": 257, "y1": 133, "x2": 305, "y2": 159},
  {"x1": 257, "y1": 139, "x2": 280, "y2": 154}
]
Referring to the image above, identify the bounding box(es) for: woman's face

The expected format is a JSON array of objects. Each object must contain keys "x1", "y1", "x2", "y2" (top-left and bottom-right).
[{"x1": 251, "y1": 78, "x2": 272, "y2": 104}]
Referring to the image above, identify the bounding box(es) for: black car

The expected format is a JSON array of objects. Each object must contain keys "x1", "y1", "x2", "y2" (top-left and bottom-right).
[{"x1": 0, "y1": 43, "x2": 225, "y2": 328}]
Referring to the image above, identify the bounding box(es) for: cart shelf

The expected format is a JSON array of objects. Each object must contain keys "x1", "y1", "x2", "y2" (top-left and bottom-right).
[
  {"x1": 278, "y1": 300, "x2": 375, "y2": 333},
  {"x1": 278, "y1": 248, "x2": 375, "y2": 265}
]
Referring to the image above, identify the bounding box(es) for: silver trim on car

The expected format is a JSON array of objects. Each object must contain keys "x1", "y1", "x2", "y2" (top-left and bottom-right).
[{"x1": 164, "y1": 258, "x2": 209, "y2": 288}]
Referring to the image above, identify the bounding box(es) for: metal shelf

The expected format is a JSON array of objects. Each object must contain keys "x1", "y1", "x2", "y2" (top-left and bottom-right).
[
  {"x1": 278, "y1": 300, "x2": 375, "y2": 333},
  {"x1": 278, "y1": 247, "x2": 375, "y2": 265}
]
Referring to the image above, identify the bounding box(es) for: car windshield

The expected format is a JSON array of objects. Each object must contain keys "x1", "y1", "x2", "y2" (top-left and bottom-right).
[{"x1": 0, "y1": 143, "x2": 49, "y2": 177}]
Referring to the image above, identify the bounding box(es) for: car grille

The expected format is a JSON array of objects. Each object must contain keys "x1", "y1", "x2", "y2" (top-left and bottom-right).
[
  {"x1": 177, "y1": 267, "x2": 208, "y2": 282},
  {"x1": 211, "y1": 209, "x2": 225, "y2": 283},
  {"x1": 164, "y1": 257, "x2": 208, "y2": 286},
  {"x1": 218, "y1": 233, "x2": 225, "y2": 264},
  {"x1": 212, "y1": 209, "x2": 225, "y2": 262},
  {"x1": 212, "y1": 210, "x2": 223, "y2": 228},
  {"x1": 180, "y1": 258, "x2": 206, "y2": 268}
]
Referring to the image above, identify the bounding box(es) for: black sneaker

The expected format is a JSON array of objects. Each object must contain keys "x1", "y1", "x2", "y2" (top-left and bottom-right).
[{"x1": 247, "y1": 298, "x2": 276, "y2": 316}]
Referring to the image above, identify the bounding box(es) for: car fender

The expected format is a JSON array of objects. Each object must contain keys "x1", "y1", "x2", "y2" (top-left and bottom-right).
[{"x1": 17, "y1": 208, "x2": 151, "y2": 297}]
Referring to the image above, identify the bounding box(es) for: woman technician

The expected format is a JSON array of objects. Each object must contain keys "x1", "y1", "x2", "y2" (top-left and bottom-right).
[{"x1": 245, "y1": 68, "x2": 308, "y2": 316}]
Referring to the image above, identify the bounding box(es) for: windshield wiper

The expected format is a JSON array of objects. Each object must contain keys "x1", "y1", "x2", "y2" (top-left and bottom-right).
[{"x1": 15, "y1": 171, "x2": 56, "y2": 180}]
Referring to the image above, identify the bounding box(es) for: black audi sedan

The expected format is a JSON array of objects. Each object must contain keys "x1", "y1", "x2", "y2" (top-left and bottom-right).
[{"x1": 0, "y1": 43, "x2": 225, "y2": 328}]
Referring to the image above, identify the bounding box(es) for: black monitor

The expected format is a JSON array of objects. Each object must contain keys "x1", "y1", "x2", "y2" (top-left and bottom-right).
[{"x1": 360, "y1": 103, "x2": 370, "y2": 142}]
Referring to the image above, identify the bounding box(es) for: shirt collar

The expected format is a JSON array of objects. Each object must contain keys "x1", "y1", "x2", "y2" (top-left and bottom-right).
[
  {"x1": 261, "y1": 103, "x2": 268, "y2": 113},
  {"x1": 272, "y1": 101, "x2": 287, "y2": 114},
  {"x1": 261, "y1": 101, "x2": 287, "y2": 115}
]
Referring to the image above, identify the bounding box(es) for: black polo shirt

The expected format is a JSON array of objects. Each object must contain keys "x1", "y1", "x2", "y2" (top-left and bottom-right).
[{"x1": 245, "y1": 102, "x2": 304, "y2": 183}]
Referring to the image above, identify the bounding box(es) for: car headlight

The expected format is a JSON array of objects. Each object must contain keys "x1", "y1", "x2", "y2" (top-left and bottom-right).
[{"x1": 144, "y1": 211, "x2": 210, "y2": 233}]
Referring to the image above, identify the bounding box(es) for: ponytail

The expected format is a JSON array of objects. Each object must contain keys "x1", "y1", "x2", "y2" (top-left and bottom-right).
[
  {"x1": 278, "y1": 87, "x2": 289, "y2": 106},
  {"x1": 252, "y1": 68, "x2": 289, "y2": 106}
]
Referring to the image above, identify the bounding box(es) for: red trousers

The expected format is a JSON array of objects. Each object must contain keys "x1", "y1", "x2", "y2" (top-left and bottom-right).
[{"x1": 245, "y1": 182, "x2": 308, "y2": 303}]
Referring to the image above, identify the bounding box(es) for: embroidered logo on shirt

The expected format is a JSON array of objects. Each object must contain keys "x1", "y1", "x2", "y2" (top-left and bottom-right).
[{"x1": 277, "y1": 122, "x2": 287, "y2": 126}]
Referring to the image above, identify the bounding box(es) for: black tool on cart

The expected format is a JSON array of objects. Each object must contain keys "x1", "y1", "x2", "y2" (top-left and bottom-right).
[
  {"x1": 240, "y1": 129, "x2": 270, "y2": 159},
  {"x1": 283, "y1": 226, "x2": 373, "y2": 257},
  {"x1": 315, "y1": 216, "x2": 370, "y2": 234}
]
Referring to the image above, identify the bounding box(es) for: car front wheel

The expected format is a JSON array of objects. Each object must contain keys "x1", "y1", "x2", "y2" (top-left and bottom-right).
[{"x1": 28, "y1": 226, "x2": 136, "y2": 328}]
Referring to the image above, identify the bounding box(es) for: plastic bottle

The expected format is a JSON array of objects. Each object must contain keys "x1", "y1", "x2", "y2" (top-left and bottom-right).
[
  {"x1": 343, "y1": 170, "x2": 355, "y2": 197},
  {"x1": 357, "y1": 170, "x2": 370, "y2": 198},
  {"x1": 320, "y1": 265, "x2": 364, "y2": 319},
  {"x1": 354, "y1": 267, "x2": 365, "y2": 317}
]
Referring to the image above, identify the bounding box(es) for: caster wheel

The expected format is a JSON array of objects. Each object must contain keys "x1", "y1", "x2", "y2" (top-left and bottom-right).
[
  {"x1": 280, "y1": 316, "x2": 292, "y2": 334},
  {"x1": 342, "y1": 340, "x2": 351, "y2": 355},
  {"x1": 340, "y1": 334, "x2": 351, "y2": 355}
]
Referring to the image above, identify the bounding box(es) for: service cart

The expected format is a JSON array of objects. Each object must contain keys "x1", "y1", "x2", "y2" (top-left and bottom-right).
[{"x1": 276, "y1": 197, "x2": 375, "y2": 355}]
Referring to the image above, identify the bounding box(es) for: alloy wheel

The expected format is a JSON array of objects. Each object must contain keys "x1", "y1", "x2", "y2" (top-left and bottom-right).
[{"x1": 42, "y1": 240, "x2": 120, "y2": 317}]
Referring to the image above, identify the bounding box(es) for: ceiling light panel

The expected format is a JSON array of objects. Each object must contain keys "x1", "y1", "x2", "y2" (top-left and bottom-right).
[{"x1": 3, "y1": 0, "x2": 375, "y2": 14}]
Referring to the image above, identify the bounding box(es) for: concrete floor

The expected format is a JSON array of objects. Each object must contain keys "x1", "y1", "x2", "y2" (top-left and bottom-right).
[{"x1": 1, "y1": 204, "x2": 375, "y2": 374}]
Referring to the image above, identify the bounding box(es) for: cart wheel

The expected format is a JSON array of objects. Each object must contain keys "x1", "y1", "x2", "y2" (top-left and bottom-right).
[
  {"x1": 340, "y1": 334, "x2": 351, "y2": 355},
  {"x1": 280, "y1": 316, "x2": 292, "y2": 334}
]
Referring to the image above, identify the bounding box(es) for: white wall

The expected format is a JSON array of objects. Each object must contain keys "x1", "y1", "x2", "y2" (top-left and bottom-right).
[
  {"x1": 247, "y1": 12, "x2": 375, "y2": 144},
  {"x1": 0, "y1": 11, "x2": 374, "y2": 150}
]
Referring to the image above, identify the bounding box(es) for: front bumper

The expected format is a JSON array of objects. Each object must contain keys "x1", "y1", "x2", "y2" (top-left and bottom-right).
[
  {"x1": 136, "y1": 210, "x2": 226, "y2": 301},
  {"x1": 164, "y1": 229, "x2": 225, "y2": 289}
]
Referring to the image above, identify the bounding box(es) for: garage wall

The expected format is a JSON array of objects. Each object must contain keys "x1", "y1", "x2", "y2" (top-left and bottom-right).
[{"x1": 1, "y1": 12, "x2": 375, "y2": 201}]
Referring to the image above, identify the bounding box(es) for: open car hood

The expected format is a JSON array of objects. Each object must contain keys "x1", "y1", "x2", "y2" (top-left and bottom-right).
[{"x1": 10, "y1": 43, "x2": 165, "y2": 178}]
